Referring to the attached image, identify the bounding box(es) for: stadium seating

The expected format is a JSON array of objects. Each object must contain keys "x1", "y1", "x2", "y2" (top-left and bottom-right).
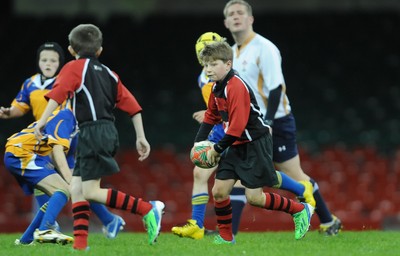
[{"x1": 0, "y1": 12, "x2": 399, "y2": 233}]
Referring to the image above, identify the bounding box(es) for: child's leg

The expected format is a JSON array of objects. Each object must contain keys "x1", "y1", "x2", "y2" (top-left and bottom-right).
[
  {"x1": 71, "y1": 177, "x2": 90, "y2": 250},
  {"x1": 103, "y1": 188, "x2": 164, "y2": 245},
  {"x1": 32, "y1": 173, "x2": 72, "y2": 244},
  {"x1": 261, "y1": 192, "x2": 305, "y2": 214},
  {"x1": 80, "y1": 179, "x2": 164, "y2": 245},
  {"x1": 247, "y1": 189, "x2": 313, "y2": 240},
  {"x1": 274, "y1": 171, "x2": 316, "y2": 207},
  {"x1": 230, "y1": 182, "x2": 246, "y2": 235},
  {"x1": 171, "y1": 166, "x2": 215, "y2": 239},
  {"x1": 72, "y1": 201, "x2": 90, "y2": 250},
  {"x1": 33, "y1": 191, "x2": 61, "y2": 231},
  {"x1": 33, "y1": 190, "x2": 73, "y2": 244},
  {"x1": 19, "y1": 202, "x2": 48, "y2": 244},
  {"x1": 105, "y1": 189, "x2": 152, "y2": 215},
  {"x1": 309, "y1": 178, "x2": 333, "y2": 223},
  {"x1": 89, "y1": 202, "x2": 126, "y2": 239},
  {"x1": 213, "y1": 179, "x2": 235, "y2": 242},
  {"x1": 34, "y1": 189, "x2": 50, "y2": 207},
  {"x1": 89, "y1": 203, "x2": 114, "y2": 225},
  {"x1": 191, "y1": 167, "x2": 215, "y2": 229},
  {"x1": 38, "y1": 190, "x2": 69, "y2": 231}
]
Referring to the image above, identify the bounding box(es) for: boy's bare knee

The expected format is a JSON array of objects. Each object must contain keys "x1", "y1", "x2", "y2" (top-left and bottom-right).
[
  {"x1": 246, "y1": 195, "x2": 262, "y2": 206},
  {"x1": 82, "y1": 190, "x2": 96, "y2": 201}
]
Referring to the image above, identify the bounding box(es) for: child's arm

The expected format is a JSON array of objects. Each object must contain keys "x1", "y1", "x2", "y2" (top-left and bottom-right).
[
  {"x1": 192, "y1": 110, "x2": 206, "y2": 124},
  {"x1": 51, "y1": 144, "x2": 73, "y2": 184},
  {"x1": 34, "y1": 99, "x2": 60, "y2": 139},
  {"x1": 0, "y1": 106, "x2": 24, "y2": 119},
  {"x1": 131, "y1": 112, "x2": 150, "y2": 161}
]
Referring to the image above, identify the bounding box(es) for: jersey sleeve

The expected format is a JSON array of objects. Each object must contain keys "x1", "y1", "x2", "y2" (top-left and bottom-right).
[
  {"x1": 11, "y1": 78, "x2": 33, "y2": 114},
  {"x1": 44, "y1": 110, "x2": 75, "y2": 153},
  {"x1": 115, "y1": 77, "x2": 142, "y2": 116},
  {"x1": 66, "y1": 135, "x2": 77, "y2": 169},
  {"x1": 45, "y1": 61, "x2": 83, "y2": 104}
]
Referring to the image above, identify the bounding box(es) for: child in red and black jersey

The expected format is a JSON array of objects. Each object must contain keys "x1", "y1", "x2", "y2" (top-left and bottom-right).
[
  {"x1": 34, "y1": 24, "x2": 164, "y2": 250},
  {"x1": 194, "y1": 41, "x2": 314, "y2": 244}
]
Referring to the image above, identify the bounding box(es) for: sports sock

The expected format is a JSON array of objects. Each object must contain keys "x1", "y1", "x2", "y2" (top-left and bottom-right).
[
  {"x1": 310, "y1": 178, "x2": 333, "y2": 223},
  {"x1": 20, "y1": 202, "x2": 47, "y2": 243},
  {"x1": 275, "y1": 171, "x2": 304, "y2": 196},
  {"x1": 90, "y1": 202, "x2": 114, "y2": 226},
  {"x1": 264, "y1": 192, "x2": 304, "y2": 214},
  {"x1": 191, "y1": 193, "x2": 209, "y2": 228},
  {"x1": 230, "y1": 187, "x2": 246, "y2": 235},
  {"x1": 214, "y1": 198, "x2": 233, "y2": 241},
  {"x1": 38, "y1": 190, "x2": 68, "y2": 230},
  {"x1": 34, "y1": 190, "x2": 50, "y2": 207},
  {"x1": 106, "y1": 189, "x2": 152, "y2": 216},
  {"x1": 72, "y1": 201, "x2": 90, "y2": 250}
]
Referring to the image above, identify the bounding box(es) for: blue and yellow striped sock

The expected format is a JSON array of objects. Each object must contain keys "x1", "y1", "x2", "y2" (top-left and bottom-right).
[
  {"x1": 19, "y1": 202, "x2": 47, "y2": 243},
  {"x1": 275, "y1": 171, "x2": 304, "y2": 196},
  {"x1": 38, "y1": 190, "x2": 68, "y2": 230},
  {"x1": 191, "y1": 193, "x2": 209, "y2": 228},
  {"x1": 34, "y1": 189, "x2": 50, "y2": 208}
]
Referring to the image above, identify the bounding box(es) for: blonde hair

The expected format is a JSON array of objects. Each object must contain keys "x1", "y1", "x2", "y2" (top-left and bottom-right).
[{"x1": 223, "y1": 0, "x2": 253, "y2": 18}]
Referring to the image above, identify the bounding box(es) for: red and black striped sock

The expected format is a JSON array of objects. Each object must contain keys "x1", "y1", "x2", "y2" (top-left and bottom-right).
[
  {"x1": 106, "y1": 189, "x2": 152, "y2": 216},
  {"x1": 215, "y1": 198, "x2": 233, "y2": 241},
  {"x1": 72, "y1": 201, "x2": 90, "y2": 250},
  {"x1": 264, "y1": 192, "x2": 304, "y2": 214}
]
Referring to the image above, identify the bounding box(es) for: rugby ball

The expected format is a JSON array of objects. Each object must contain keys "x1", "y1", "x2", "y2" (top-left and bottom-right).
[{"x1": 190, "y1": 141, "x2": 216, "y2": 168}]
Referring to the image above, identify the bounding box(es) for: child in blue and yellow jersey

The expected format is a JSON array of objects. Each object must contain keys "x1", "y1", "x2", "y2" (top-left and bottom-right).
[
  {"x1": 0, "y1": 42, "x2": 65, "y2": 121},
  {"x1": 3, "y1": 43, "x2": 125, "y2": 244},
  {"x1": 5, "y1": 107, "x2": 76, "y2": 245}
]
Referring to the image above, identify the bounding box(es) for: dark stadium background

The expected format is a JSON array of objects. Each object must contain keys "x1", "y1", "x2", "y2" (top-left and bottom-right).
[{"x1": 0, "y1": 0, "x2": 399, "y2": 233}]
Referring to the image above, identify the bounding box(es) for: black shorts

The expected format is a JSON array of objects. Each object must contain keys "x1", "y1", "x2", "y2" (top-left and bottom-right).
[
  {"x1": 73, "y1": 120, "x2": 120, "y2": 181},
  {"x1": 272, "y1": 113, "x2": 299, "y2": 163},
  {"x1": 216, "y1": 133, "x2": 278, "y2": 189}
]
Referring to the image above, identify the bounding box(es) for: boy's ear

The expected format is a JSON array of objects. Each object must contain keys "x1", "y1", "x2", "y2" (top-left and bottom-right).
[
  {"x1": 96, "y1": 47, "x2": 103, "y2": 57},
  {"x1": 68, "y1": 46, "x2": 77, "y2": 57},
  {"x1": 226, "y1": 59, "x2": 232, "y2": 69}
]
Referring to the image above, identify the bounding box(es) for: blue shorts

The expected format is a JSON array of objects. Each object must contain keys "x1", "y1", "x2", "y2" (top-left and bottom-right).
[
  {"x1": 272, "y1": 113, "x2": 299, "y2": 163},
  {"x1": 4, "y1": 152, "x2": 56, "y2": 195},
  {"x1": 208, "y1": 123, "x2": 225, "y2": 143}
]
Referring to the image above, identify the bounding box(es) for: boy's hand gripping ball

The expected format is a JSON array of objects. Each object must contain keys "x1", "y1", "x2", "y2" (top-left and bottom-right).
[{"x1": 190, "y1": 141, "x2": 217, "y2": 169}]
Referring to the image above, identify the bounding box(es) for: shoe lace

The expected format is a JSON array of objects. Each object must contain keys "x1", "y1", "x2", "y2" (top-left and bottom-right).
[
  {"x1": 183, "y1": 220, "x2": 196, "y2": 228},
  {"x1": 294, "y1": 214, "x2": 305, "y2": 232}
]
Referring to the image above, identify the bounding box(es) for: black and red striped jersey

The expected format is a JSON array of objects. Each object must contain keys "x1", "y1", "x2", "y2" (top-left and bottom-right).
[
  {"x1": 46, "y1": 56, "x2": 142, "y2": 125},
  {"x1": 204, "y1": 69, "x2": 269, "y2": 146}
]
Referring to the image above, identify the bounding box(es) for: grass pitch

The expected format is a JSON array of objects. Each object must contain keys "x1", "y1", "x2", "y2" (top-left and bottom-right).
[{"x1": 2, "y1": 231, "x2": 399, "y2": 256}]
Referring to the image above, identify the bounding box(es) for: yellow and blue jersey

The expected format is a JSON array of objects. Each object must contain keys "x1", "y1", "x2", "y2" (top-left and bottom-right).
[
  {"x1": 197, "y1": 69, "x2": 214, "y2": 107},
  {"x1": 11, "y1": 74, "x2": 57, "y2": 121},
  {"x1": 4, "y1": 109, "x2": 77, "y2": 195},
  {"x1": 5, "y1": 109, "x2": 76, "y2": 158}
]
